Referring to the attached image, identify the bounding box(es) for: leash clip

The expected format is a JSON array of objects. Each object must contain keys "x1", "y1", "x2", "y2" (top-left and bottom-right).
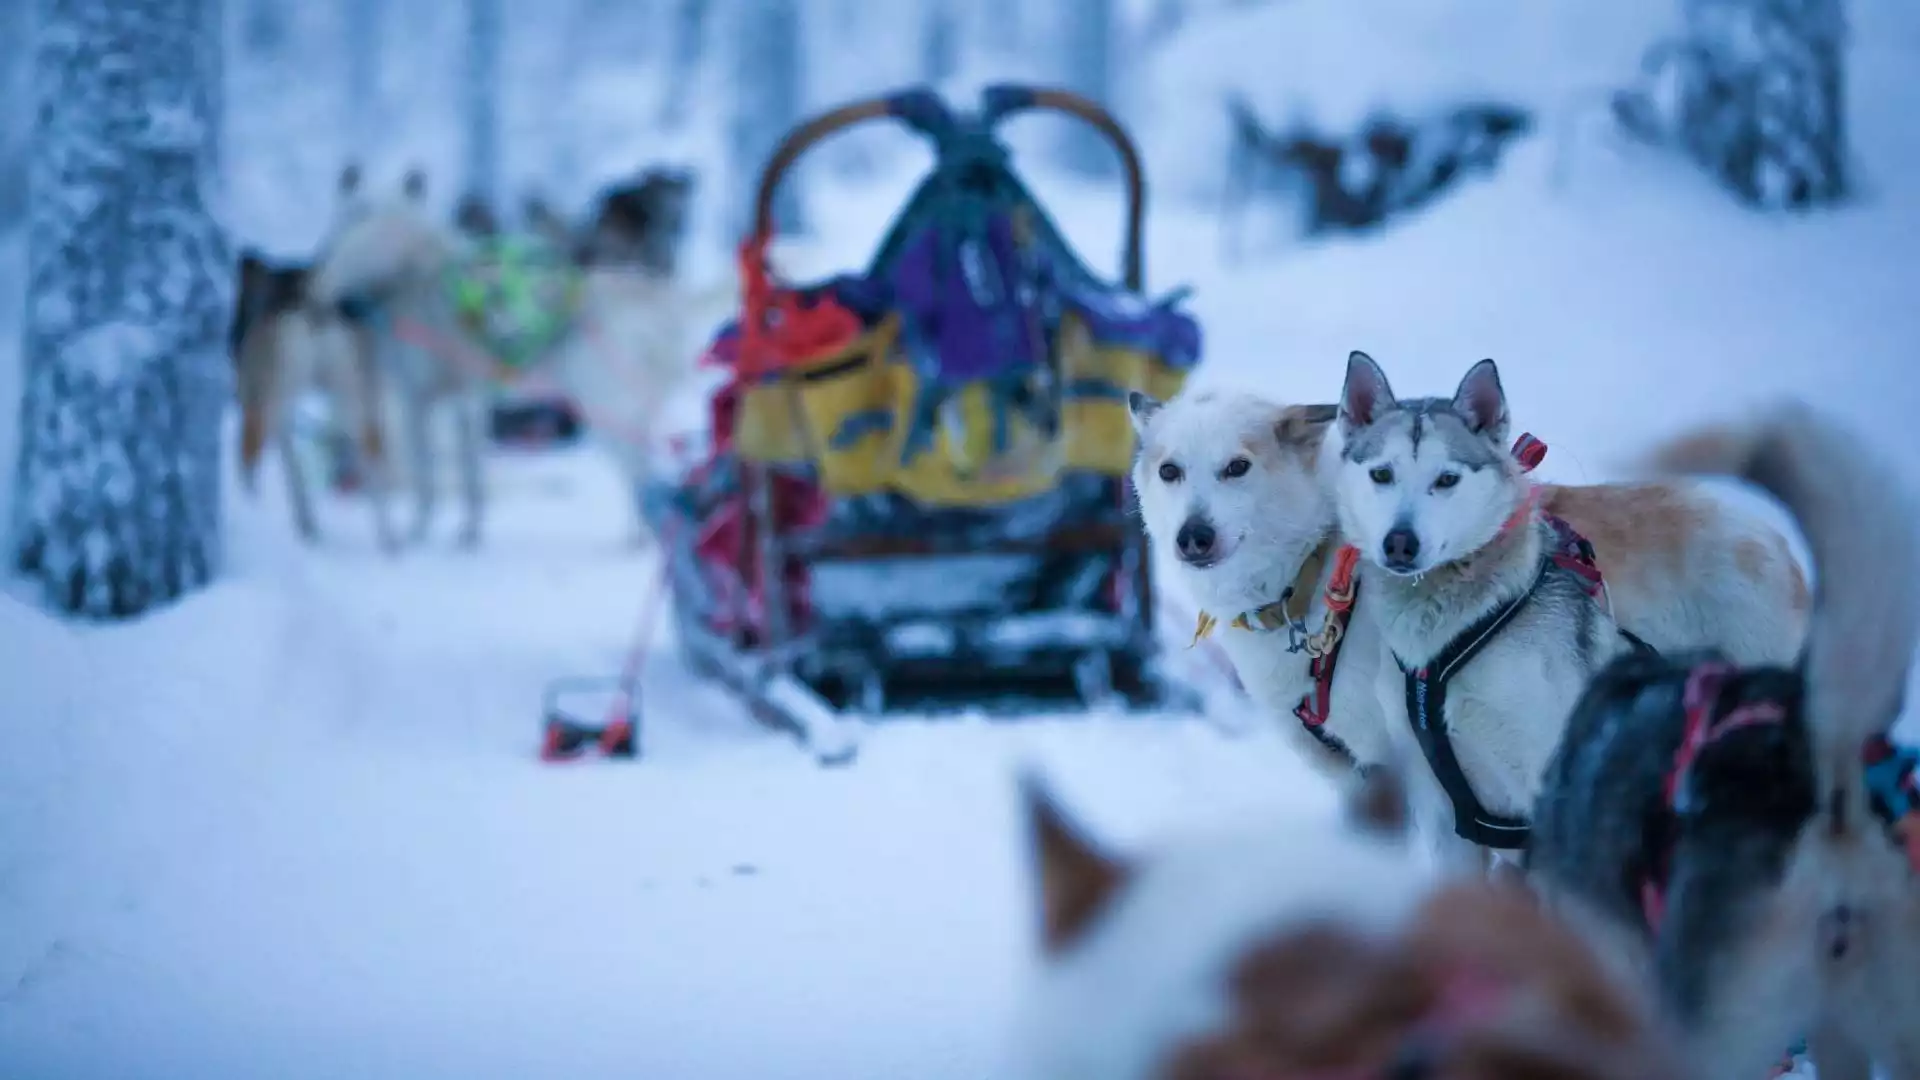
[{"x1": 1279, "y1": 586, "x2": 1346, "y2": 659}]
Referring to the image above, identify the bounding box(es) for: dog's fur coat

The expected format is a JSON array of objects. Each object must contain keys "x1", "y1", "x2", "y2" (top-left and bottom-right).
[
  {"x1": 1010, "y1": 767, "x2": 1685, "y2": 1080},
  {"x1": 1126, "y1": 371, "x2": 1807, "y2": 806},
  {"x1": 1528, "y1": 402, "x2": 1920, "y2": 1080}
]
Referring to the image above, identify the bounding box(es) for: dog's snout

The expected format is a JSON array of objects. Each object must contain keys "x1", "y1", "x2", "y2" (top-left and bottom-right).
[
  {"x1": 1382, "y1": 527, "x2": 1421, "y2": 569},
  {"x1": 1175, "y1": 518, "x2": 1218, "y2": 563}
]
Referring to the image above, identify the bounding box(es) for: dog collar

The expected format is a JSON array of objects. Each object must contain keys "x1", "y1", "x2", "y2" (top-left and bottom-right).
[{"x1": 1191, "y1": 540, "x2": 1334, "y2": 647}]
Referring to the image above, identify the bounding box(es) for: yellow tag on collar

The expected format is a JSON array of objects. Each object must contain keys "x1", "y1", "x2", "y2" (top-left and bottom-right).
[{"x1": 1236, "y1": 602, "x2": 1291, "y2": 633}]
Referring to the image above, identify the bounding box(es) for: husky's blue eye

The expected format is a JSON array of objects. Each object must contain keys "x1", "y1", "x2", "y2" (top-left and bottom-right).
[
  {"x1": 1433, "y1": 472, "x2": 1461, "y2": 490},
  {"x1": 1158, "y1": 461, "x2": 1183, "y2": 483},
  {"x1": 1368, "y1": 466, "x2": 1394, "y2": 485}
]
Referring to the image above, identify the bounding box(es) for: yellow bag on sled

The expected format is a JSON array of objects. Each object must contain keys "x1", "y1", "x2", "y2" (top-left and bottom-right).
[{"x1": 729, "y1": 300, "x2": 1199, "y2": 508}]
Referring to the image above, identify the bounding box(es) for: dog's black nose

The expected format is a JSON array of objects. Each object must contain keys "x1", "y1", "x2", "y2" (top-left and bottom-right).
[
  {"x1": 1382, "y1": 528, "x2": 1420, "y2": 568},
  {"x1": 1175, "y1": 518, "x2": 1218, "y2": 562}
]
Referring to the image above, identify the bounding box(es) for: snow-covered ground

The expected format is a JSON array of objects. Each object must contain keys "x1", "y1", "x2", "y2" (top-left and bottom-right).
[{"x1": 5, "y1": 1, "x2": 1920, "y2": 1077}]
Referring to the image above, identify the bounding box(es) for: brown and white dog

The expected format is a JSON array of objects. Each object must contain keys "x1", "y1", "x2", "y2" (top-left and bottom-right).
[
  {"x1": 1009, "y1": 769, "x2": 1685, "y2": 1080},
  {"x1": 1125, "y1": 369, "x2": 1808, "y2": 850},
  {"x1": 231, "y1": 164, "x2": 460, "y2": 550},
  {"x1": 231, "y1": 243, "x2": 379, "y2": 542}
]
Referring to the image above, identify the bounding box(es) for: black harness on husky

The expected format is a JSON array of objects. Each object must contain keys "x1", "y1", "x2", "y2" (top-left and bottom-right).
[{"x1": 1397, "y1": 512, "x2": 1657, "y2": 850}]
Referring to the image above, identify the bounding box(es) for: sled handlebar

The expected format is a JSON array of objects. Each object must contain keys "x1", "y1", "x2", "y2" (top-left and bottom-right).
[
  {"x1": 750, "y1": 85, "x2": 1147, "y2": 291},
  {"x1": 979, "y1": 85, "x2": 1145, "y2": 292},
  {"x1": 751, "y1": 93, "x2": 909, "y2": 246}
]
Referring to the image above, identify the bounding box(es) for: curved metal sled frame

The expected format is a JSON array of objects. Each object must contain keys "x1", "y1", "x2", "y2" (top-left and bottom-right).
[{"x1": 685, "y1": 84, "x2": 1202, "y2": 765}]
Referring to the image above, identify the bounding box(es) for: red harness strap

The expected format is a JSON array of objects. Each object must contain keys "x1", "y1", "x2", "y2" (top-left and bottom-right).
[
  {"x1": 1863, "y1": 734, "x2": 1920, "y2": 874},
  {"x1": 1640, "y1": 662, "x2": 1790, "y2": 929},
  {"x1": 1291, "y1": 545, "x2": 1363, "y2": 741}
]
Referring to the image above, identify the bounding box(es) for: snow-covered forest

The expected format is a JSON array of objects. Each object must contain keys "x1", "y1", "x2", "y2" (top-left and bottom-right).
[{"x1": 1, "y1": 0, "x2": 1917, "y2": 1077}]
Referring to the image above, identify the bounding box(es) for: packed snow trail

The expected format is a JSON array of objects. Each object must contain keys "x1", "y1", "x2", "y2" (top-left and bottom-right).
[{"x1": 0, "y1": 444, "x2": 1324, "y2": 1080}]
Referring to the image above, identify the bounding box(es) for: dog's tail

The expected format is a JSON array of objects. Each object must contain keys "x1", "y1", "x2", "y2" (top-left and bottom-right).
[{"x1": 1649, "y1": 400, "x2": 1918, "y2": 835}]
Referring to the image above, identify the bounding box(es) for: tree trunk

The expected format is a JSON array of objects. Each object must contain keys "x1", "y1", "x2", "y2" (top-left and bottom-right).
[
  {"x1": 726, "y1": 0, "x2": 804, "y2": 238},
  {"x1": 0, "y1": 1, "x2": 30, "y2": 228},
  {"x1": 921, "y1": 0, "x2": 959, "y2": 87},
  {"x1": 1058, "y1": 0, "x2": 1116, "y2": 178},
  {"x1": 343, "y1": 0, "x2": 380, "y2": 157},
  {"x1": 978, "y1": 0, "x2": 1021, "y2": 56},
  {"x1": 241, "y1": 0, "x2": 289, "y2": 56},
  {"x1": 10, "y1": 0, "x2": 232, "y2": 620},
  {"x1": 658, "y1": 0, "x2": 710, "y2": 130},
  {"x1": 464, "y1": 0, "x2": 503, "y2": 207}
]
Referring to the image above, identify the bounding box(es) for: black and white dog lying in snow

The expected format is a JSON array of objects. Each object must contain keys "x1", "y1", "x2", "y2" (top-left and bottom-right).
[{"x1": 1528, "y1": 402, "x2": 1920, "y2": 1080}]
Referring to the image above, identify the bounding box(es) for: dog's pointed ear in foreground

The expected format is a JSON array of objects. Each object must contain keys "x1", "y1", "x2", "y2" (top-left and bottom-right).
[
  {"x1": 1275, "y1": 403, "x2": 1339, "y2": 450},
  {"x1": 1127, "y1": 390, "x2": 1162, "y2": 437},
  {"x1": 1451, "y1": 358, "x2": 1510, "y2": 441},
  {"x1": 1344, "y1": 763, "x2": 1412, "y2": 839},
  {"x1": 1340, "y1": 351, "x2": 1396, "y2": 436},
  {"x1": 1020, "y1": 771, "x2": 1130, "y2": 954},
  {"x1": 237, "y1": 248, "x2": 268, "y2": 293}
]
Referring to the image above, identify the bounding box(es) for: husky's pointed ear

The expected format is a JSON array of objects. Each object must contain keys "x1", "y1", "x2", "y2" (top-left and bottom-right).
[
  {"x1": 1452, "y1": 359, "x2": 1509, "y2": 439},
  {"x1": 1275, "y1": 403, "x2": 1338, "y2": 450},
  {"x1": 1020, "y1": 771, "x2": 1130, "y2": 954},
  {"x1": 1127, "y1": 390, "x2": 1162, "y2": 437},
  {"x1": 1340, "y1": 350, "x2": 1395, "y2": 436},
  {"x1": 1344, "y1": 763, "x2": 1411, "y2": 839}
]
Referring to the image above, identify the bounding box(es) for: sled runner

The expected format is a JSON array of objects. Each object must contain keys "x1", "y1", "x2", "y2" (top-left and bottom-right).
[{"x1": 645, "y1": 85, "x2": 1206, "y2": 762}]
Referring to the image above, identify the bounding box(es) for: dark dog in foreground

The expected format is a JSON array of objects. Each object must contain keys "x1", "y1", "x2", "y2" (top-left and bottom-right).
[
  {"x1": 1529, "y1": 402, "x2": 1920, "y2": 1080},
  {"x1": 1012, "y1": 764, "x2": 1684, "y2": 1080}
]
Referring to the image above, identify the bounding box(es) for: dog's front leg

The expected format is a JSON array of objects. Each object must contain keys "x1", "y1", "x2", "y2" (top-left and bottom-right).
[
  {"x1": 1657, "y1": 859, "x2": 1815, "y2": 1080},
  {"x1": 342, "y1": 320, "x2": 400, "y2": 554},
  {"x1": 1808, "y1": 1014, "x2": 1873, "y2": 1080},
  {"x1": 277, "y1": 426, "x2": 319, "y2": 542},
  {"x1": 1371, "y1": 665, "x2": 1488, "y2": 877},
  {"x1": 453, "y1": 394, "x2": 485, "y2": 549},
  {"x1": 360, "y1": 409, "x2": 398, "y2": 554},
  {"x1": 403, "y1": 390, "x2": 436, "y2": 544}
]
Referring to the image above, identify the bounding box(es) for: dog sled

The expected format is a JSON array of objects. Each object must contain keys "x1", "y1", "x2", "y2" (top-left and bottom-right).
[{"x1": 626, "y1": 85, "x2": 1206, "y2": 764}]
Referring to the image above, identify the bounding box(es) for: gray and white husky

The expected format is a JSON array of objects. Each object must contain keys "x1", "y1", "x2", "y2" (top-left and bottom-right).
[
  {"x1": 1332, "y1": 351, "x2": 1648, "y2": 870},
  {"x1": 1528, "y1": 403, "x2": 1920, "y2": 1080}
]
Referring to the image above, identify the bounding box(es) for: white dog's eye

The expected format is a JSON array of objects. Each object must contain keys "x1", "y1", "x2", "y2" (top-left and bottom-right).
[
  {"x1": 1220, "y1": 456, "x2": 1251, "y2": 479},
  {"x1": 1432, "y1": 472, "x2": 1461, "y2": 490},
  {"x1": 1158, "y1": 461, "x2": 1183, "y2": 483},
  {"x1": 1368, "y1": 466, "x2": 1394, "y2": 485}
]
